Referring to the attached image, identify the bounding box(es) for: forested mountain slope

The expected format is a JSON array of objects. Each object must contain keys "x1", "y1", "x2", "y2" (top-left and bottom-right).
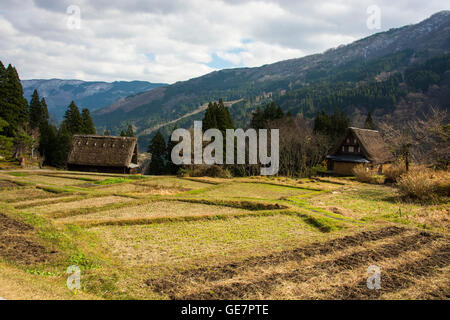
[{"x1": 91, "y1": 11, "x2": 450, "y2": 148}]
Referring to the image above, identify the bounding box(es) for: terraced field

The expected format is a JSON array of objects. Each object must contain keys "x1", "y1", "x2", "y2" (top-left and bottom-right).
[{"x1": 0, "y1": 170, "x2": 448, "y2": 300}]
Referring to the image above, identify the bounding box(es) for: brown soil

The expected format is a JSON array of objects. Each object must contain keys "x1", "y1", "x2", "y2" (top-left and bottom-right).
[
  {"x1": 177, "y1": 231, "x2": 442, "y2": 300},
  {"x1": 333, "y1": 244, "x2": 450, "y2": 299},
  {"x1": 146, "y1": 226, "x2": 410, "y2": 298},
  {"x1": 0, "y1": 180, "x2": 18, "y2": 190},
  {"x1": 0, "y1": 213, "x2": 54, "y2": 265}
]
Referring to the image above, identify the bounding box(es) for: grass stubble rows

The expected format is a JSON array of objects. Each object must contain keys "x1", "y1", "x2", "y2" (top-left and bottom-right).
[{"x1": 0, "y1": 171, "x2": 448, "y2": 299}]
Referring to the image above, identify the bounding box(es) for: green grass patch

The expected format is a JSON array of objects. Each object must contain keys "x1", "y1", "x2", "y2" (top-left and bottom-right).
[
  {"x1": 7, "y1": 172, "x2": 29, "y2": 177},
  {"x1": 93, "y1": 178, "x2": 135, "y2": 185}
]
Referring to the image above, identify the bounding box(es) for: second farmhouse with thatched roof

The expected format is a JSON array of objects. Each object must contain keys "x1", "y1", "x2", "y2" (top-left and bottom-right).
[
  {"x1": 67, "y1": 135, "x2": 139, "y2": 174},
  {"x1": 326, "y1": 127, "x2": 394, "y2": 175}
]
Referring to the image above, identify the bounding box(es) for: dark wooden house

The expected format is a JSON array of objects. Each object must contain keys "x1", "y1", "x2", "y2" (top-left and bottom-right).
[
  {"x1": 67, "y1": 135, "x2": 139, "y2": 174},
  {"x1": 326, "y1": 127, "x2": 394, "y2": 175}
]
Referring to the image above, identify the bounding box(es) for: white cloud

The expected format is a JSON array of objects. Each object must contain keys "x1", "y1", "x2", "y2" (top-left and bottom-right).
[{"x1": 0, "y1": 0, "x2": 448, "y2": 83}]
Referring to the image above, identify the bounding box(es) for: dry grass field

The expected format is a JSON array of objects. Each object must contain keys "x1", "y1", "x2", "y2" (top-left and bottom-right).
[{"x1": 0, "y1": 169, "x2": 448, "y2": 300}]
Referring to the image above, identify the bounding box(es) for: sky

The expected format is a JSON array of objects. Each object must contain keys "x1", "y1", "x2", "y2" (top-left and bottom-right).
[{"x1": 0, "y1": 0, "x2": 449, "y2": 84}]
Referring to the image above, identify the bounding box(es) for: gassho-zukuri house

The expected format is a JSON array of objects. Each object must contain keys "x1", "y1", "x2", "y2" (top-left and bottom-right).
[
  {"x1": 326, "y1": 127, "x2": 395, "y2": 175},
  {"x1": 67, "y1": 135, "x2": 139, "y2": 174}
]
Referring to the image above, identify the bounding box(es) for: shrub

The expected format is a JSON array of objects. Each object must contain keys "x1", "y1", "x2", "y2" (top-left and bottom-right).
[
  {"x1": 353, "y1": 164, "x2": 371, "y2": 182},
  {"x1": 396, "y1": 168, "x2": 450, "y2": 200},
  {"x1": 178, "y1": 165, "x2": 232, "y2": 178},
  {"x1": 353, "y1": 164, "x2": 384, "y2": 184},
  {"x1": 384, "y1": 159, "x2": 407, "y2": 182}
]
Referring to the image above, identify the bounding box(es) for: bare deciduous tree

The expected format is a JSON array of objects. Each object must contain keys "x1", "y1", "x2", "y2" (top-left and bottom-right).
[
  {"x1": 379, "y1": 107, "x2": 449, "y2": 169},
  {"x1": 269, "y1": 115, "x2": 330, "y2": 177}
]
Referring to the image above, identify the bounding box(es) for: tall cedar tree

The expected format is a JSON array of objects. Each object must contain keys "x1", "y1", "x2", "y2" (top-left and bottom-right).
[
  {"x1": 126, "y1": 124, "x2": 134, "y2": 137},
  {"x1": 38, "y1": 121, "x2": 58, "y2": 165},
  {"x1": 53, "y1": 123, "x2": 73, "y2": 167},
  {"x1": 147, "y1": 130, "x2": 166, "y2": 175},
  {"x1": 0, "y1": 63, "x2": 28, "y2": 137},
  {"x1": 313, "y1": 109, "x2": 349, "y2": 142},
  {"x1": 120, "y1": 130, "x2": 126, "y2": 136},
  {"x1": 81, "y1": 108, "x2": 96, "y2": 134},
  {"x1": 216, "y1": 99, "x2": 234, "y2": 131},
  {"x1": 364, "y1": 112, "x2": 376, "y2": 130},
  {"x1": 29, "y1": 90, "x2": 45, "y2": 128},
  {"x1": 63, "y1": 101, "x2": 83, "y2": 134},
  {"x1": 203, "y1": 102, "x2": 218, "y2": 130},
  {"x1": 0, "y1": 117, "x2": 14, "y2": 158},
  {"x1": 202, "y1": 99, "x2": 234, "y2": 132},
  {"x1": 250, "y1": 102, "x2": 284, "y2": 129},
  {"x1": 0, "y1": 62, "x2": 7, "y2": 133},
  {"x1": 41, "y1": 98, "x2": 49, "y2": 121}
]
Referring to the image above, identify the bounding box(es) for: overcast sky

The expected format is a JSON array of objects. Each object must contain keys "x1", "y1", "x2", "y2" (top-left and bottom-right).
[{"x1": 0, "y1": 0, "x2": 448, "y2": 83}]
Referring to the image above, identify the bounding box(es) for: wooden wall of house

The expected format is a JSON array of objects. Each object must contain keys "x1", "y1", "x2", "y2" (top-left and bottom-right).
[
  {"x1": 332, "y1": 161, "x2": 359, "y2": 175},
  {"x1": 338, "y1": 131, "x2": 363, "y2": 155},
  {"x1": 331, "y1": 161, "x2": 392, "y2": 175}
]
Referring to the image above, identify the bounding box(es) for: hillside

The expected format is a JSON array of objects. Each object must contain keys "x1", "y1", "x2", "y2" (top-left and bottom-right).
[
  {"x1": 92, "y1": 11, "x2": 450, "y2": 148},
  {"x1": 22, "y1": 79, "x2": 166, "y2": 119}
]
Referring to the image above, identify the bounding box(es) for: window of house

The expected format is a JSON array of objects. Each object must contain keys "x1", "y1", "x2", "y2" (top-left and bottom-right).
[
  {"x1": 342, "y1": 146, "x2": 345, "y2": 152},
  {"x1": 348, "y1": 146, "x2": 354, "y2": 152}
]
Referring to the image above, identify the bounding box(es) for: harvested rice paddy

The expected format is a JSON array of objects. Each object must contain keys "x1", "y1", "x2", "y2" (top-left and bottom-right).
[{"x1": 0, "y1": 169, "x2": 448, "y2": 300}]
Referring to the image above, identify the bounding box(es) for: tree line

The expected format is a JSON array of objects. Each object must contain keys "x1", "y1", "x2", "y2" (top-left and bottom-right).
[
  {"x1": 0, "y1": 60, "x2": 97, "y2": 167},
  {"x1": 147, "y1": 99, "x2": 367, "y2": 177},
  {"x1": 147, "y1": 99, "x2": 235, "y2": 175}
]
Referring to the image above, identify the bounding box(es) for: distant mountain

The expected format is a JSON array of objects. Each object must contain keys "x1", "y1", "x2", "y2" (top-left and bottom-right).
[
  {"x1": 92, "y1": 11, "x2": 450, "y2": 149},
  {"x1": 22, "y1": 79, "x2": 166, "y2": 119}
]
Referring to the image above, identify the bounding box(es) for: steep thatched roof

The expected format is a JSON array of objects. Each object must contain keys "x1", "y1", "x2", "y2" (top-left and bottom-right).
[
  {"x1": 67, "y1": 135, "x2": 138, "y2": 167},
  {"x1": 330, "y1": 127, "x2": 394, "y2": 164}
]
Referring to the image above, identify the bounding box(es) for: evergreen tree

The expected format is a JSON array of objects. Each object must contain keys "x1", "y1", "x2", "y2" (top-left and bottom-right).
[
  {"x1": 38, "y1": 121, "x2": 58, "y2": 165},
  {"x1": 41, "y1": 98, "x2": 49, "y2": 121},
  {"x1": 0, "y1": 117, "x2": 14, "y2": 159},
  {"x1": 202, "y1": 99, "x2": 234, "y2": 132},
  {"x1": 147, "y1": 130, "x2": 166, "y2": 175},
  {"x1": 216, "y1": 99, "x2": 234, "y2": 131},
  {"x1": 81, "y1": 108, "x2": 95, "y2": 134},
  {"x1": 313, "y1": 109, "x2": 349, "y2": 141},
  {"x1": 250, "y1": 102, "x2": 284, "y2": 129},
  {"x1": 364, "y1": 112, "x2": 376, "y2": 130},
  {"x1": 125, "y1": 124, "x2": 134, "y2": 137},
  {"x1": 63, "y1": 101, "x2": 83, "y2": 134},
  {"x1": 49, "y1": 123, "x2": 72, "y2": 167},
  {"x1": 203, "y1": 102, "x2": 218, "y2": 131},
  {"x1": 120, "y1": 130, "x2": 126, "y2": 137},
  {"x1": 104, "y1": 130, "x2": 110, "y2": 136},
  {"x1": 0, "y1": 61, "x2": 7, "y2": 134},
  {"x1": 250, "y1": 106, "x2": 265, "y2": 129},
  {"x1": 0, "y1": 64, "x2": 28, "y2": 137},
  {"x1": 29, "y1": 90, "x2": 43, "y2": 128}
]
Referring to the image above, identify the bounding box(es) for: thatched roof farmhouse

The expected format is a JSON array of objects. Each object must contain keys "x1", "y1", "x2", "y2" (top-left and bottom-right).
[
  {"x1": 326, "y1": 127, "x2": 394, "y2": 175},
  {"x1": 67, "y1": 135, "x2": 139, "y2": 174}
]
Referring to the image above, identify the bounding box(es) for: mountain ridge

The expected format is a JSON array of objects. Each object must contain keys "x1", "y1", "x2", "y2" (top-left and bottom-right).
[
  {"x1": 21, "y1": 79, "x2": 167, "y2": 119},
  {"x1": 92, "y1": 10, "x2": 450, "y2": 139}
]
